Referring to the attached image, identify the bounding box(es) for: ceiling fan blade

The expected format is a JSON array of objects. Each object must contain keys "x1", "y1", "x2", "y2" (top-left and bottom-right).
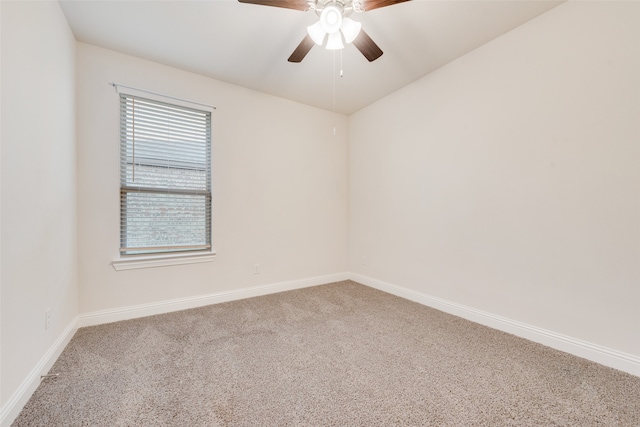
[
  {"x1": 288, "y1": 35, "x2": 315, "y2": 62},
  {"x1": 237, "y1": 0, "x2": 310, "y2": 11},
  {"x1": 359, "y1": 0, "x2": 411, "y2": 11},
  {"x1": 352, "y1": 29, "x2": 383, "y2": 62}
]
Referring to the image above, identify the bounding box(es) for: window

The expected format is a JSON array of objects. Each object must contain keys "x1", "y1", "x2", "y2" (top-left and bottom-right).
[{"x1": 119, "y1": 94, "x2": 211, "y2": 256}]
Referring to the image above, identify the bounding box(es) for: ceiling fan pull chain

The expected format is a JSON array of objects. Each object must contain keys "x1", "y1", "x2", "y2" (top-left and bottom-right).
[{"x1": 333, "y1": 50, "x2": 337, "y2": 136}]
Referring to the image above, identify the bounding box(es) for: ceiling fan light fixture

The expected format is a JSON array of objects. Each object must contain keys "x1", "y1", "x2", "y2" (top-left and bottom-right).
[
  {"x1": 241, "y1": 0, "x2": 403, "y2": 63},
  {"x1": 325, "y1": 31, "x2": 344, "y2": 50},
  {"x1": 320, "y1": 4, "x2": 343, "y2": 34},
  {"x1": 307, "y1": 21, "x2": 326, "y2": 45},
  {"x1": 341, "y1": 17, "x2": 361, "y2": 44}
]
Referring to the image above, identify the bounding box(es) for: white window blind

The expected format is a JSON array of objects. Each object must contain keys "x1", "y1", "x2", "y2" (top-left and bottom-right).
[{"x1": 120, "y1": 94, "x2": 211, "y2": 255}]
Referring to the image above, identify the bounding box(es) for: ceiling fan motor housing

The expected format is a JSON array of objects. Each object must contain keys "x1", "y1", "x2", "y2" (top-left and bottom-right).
[{"x1": 313, "y1": 0, "x2": 361, "y2": 17}]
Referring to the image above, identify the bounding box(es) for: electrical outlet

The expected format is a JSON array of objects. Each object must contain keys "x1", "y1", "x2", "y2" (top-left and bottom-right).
[
  {"x1": 45, "y1": 308, "x2": 51, "y2": 330},
  {"x1": 254, "y1": 264, "x2": 261, "y2": 274},
  {"x1": 361, "y1": 256, "x2": 367, "y2": 266}
]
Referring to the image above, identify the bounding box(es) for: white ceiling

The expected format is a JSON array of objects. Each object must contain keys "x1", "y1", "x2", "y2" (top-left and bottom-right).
[{"x1": 59, "y1": 0, "x2": 564, "y2": 115}]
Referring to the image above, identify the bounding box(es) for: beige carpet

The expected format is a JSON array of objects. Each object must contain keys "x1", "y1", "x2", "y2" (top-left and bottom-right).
[{"x1": 13, "y1": 281, "x2": 640, "y2": 426}]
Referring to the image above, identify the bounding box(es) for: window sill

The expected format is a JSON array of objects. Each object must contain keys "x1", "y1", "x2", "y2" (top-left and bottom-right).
[{"x1": 112, "y1": 252, "x2": 216, "y2": 271}]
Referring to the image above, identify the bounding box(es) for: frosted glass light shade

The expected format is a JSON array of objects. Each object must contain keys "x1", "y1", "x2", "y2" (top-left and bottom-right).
[
  {"x1": 341, "y1": 18, "x2": 361, "y2": 44},
  {"x1": 326, "y1": 31, "x2": 344, "y2": 50},
  {"x1": 320, "y1": 5, "x2": 343, "y2": 34},
  {"x1": 307, "y1": 21, "x2": 326, "y2": 45}
]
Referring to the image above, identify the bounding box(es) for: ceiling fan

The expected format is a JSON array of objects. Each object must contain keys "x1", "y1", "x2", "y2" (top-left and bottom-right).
[{"x1": 238, "y1": 0, "x2": 411, "y2": 63}]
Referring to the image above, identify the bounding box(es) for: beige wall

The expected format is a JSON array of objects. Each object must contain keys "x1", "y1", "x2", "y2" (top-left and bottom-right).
[
  {"x1": 1, "y1": 0, "x2": 78, "y2": 410},
  {"x1": 76, "y1": 43, "x2": 349, "y2": 314},
  {"x1": 349, "y1": 0, "x2": 640, "y2": 357}
]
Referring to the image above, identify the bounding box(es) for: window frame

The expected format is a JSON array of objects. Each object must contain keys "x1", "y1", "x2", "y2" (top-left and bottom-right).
[{"x1": 112, "y1": 87, "x2": 216, "y2": 270}]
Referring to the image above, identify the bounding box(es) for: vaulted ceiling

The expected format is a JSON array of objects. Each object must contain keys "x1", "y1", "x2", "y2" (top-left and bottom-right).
[{"x1": 59, "y1": 0, "x2": 564, "y2": 115}]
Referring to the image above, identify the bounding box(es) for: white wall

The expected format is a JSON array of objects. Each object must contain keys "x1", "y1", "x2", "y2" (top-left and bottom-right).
[
  {"x1": 349, "y1": 1, "x2": 640, "y2": 358},
  {"x1": 1, "y1": 0, "x2": 78, "y2": 414},
  {"x1": 76, "y1": 43, "x2": 349, "y2": 315}
]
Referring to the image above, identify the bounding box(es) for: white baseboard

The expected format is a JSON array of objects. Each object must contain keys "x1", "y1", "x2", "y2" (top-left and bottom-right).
[
  {"x1": 0, "y1": 318, "x2": 78, "y2": 427},
  {"x1": 351, "y1": 273, "x2": 640, "y2": 378},
  {"x1": 78, "y1": 272, "x2": 350, "y2": 328}
]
